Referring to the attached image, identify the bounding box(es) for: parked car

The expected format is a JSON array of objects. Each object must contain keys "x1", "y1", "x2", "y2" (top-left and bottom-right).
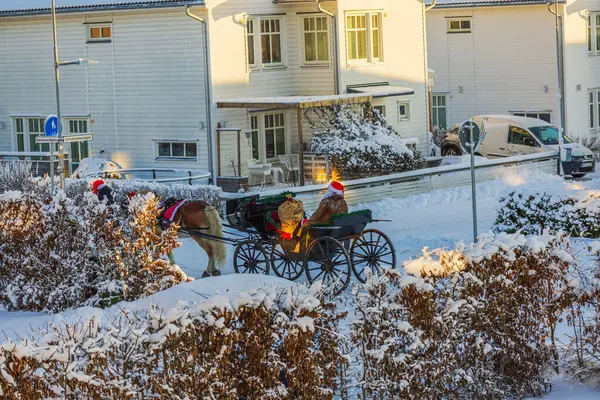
[{"x1": 442, "y1": 115, "x2": 595, "y2": 177}]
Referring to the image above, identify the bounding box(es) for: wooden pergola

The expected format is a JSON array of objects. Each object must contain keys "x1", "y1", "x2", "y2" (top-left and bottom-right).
[{"x1": 217, "y1": 89, "x2": 415, "y2": 186}]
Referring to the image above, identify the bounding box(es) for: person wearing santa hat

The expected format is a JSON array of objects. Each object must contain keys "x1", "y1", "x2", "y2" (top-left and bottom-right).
[
  {"x1": 304, "y1": 181, "x2": 348, "y2": 226},
  {"x1": 92, "y1": 179, "x2": 114, "y2": 205}
]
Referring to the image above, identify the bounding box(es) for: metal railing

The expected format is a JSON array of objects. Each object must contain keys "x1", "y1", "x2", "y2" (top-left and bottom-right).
[
  {"x1": 220, "y1": 151, "x2": 559, "y2": 209},
  {"x1": 84, "y1": 167, "x2": 211, "y2": 185}
]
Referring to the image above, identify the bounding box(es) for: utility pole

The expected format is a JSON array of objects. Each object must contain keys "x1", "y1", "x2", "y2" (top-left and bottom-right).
[
  {"x1": 554, "y1": 0, "x2": 564, "y2": 176},
  {"x1": 51, "y1": 0, "x2": 66, "y2": 190}
]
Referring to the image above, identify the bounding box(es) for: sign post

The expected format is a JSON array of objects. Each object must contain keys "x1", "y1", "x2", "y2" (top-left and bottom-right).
[
  {"x1": 458, "y1": 120, "x2": 482, "y2": 243},
  {"x1": 44, "y1": 115, "x2": 60, "y2": 195}
]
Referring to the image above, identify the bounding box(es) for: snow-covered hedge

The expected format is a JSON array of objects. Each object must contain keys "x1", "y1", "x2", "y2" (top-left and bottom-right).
[
  {"x1": 352, "y1": 232, "x2": 577, "y2": 399},
  {"x1": 0, "y1": 161, "x2": 34, "y2": 193},
  {"x1": 23, "y1": 177, "x2": 222, "y2": 209},
  {"x1": 0, "y1": 284, "x2": 346, "y2": 399},
  {"x1": 308, "y1": 105, "x2": 425, "y2": 180},
  {"x1": 494, "y1": 190, "x2": 600, "y2": 238},
  {"x1": 0, "y1": 191, "x2": 189, "y2": 313}
]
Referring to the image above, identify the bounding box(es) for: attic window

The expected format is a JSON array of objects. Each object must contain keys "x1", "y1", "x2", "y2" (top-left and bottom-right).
[
  {"x1": 88, "y1": 25, "x2": 112, "y2": 42},
  {"x1": 448, "y1": 18, "x2": 471, "y2": 33}
]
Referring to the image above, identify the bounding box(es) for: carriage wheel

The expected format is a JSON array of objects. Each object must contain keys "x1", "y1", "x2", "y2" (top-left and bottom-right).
[
  {"x1": 233, "y1": 240, "x2": 270, "y2": 275},
  {"x1": 304, "y1": 236, "x2": 351, "y2": 296},
  {"x1": 351, "y1": 229, "x2": 396, "y2": 283},
  {"x1": 270, "y1": 243, "x2": 304, "y2": 281}
]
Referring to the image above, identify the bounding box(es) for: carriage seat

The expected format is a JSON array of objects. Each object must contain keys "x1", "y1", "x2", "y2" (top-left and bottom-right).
[{"x1": 309, "y1": 209, "x2": 373, "y2": 239}]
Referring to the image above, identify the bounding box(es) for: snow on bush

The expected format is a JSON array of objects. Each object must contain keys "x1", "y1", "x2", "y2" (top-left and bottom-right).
[
  {"x1": 22, "y1": 177, "x2": 222, "y2": 209},
  {"x1": 494, "y1": 190, "x2": 600, "y2": 238},
  {"x1": 0, "y1": 161, "x2": 34, "y2": 193},
  {"x1": 308, "y1": 105, "x2": 425, "y2": 180},
  {"x1": 0, "y1": 284, "x2": 347, "y2": 399},
  {"x1": 351, "y1": 232, "x2": 577, "y2": 399},
  {"x1": 0, "y1": 191, "x2": 189, "y2": 313}
]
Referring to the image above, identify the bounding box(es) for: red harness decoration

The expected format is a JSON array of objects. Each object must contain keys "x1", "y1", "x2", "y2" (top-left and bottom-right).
[{"x1": 163, "y1": 200, "x2": 186, "y2": 222}]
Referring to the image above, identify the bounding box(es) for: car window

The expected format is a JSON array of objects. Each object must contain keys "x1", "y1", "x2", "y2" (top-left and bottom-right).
[
  {"x1": 528, "y1": 125, "x2": 572, "y2": 145},
  {"x1": 508, "y1": 126, "x2": 536, "y2": 147}
]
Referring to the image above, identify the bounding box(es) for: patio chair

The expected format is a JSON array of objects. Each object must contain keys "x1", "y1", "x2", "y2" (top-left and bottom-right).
[
  {"x1": 278, "y1": 154, "x2": 300, "y2": 182},
  {"x1": 246, "y1": 159, "x2": 272, "y2": 188}
]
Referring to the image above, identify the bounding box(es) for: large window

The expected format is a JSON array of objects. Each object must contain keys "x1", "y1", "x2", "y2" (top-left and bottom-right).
[
  {"x1": 264, "y1": 113, "x2": 286, "y2": 158},
  {"x1": 13, "y1": 117, "x2": 50, "y2": 152},
  {"x1": 303, "y1": 16, "x2": 329, "y2": 64},
  {"x1": 156, "y1": 141, "x2": 198, "y2": 160},
  {"x1": 432, "y1": 94, "x2": 448, "y2": 130},
  {"x1": 587, "y1": 13, "x2": 600, "y2": 55},
  {"x1": 591, "y1": 89, "x2": 600, "y2": 132},
  {"x1": 511, "y1": 111, "x2": 552, "y2": 124},
  {"x1": 346, "y1": 12, "x2": 382, "y2": 64},
  {"x1": 247, "y1": 17, "x2": 284, "y2": 69}
]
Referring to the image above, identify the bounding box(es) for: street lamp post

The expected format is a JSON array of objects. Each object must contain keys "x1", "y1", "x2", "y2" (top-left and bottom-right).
[{"x1": 50, "y1": 0, "x2": 97, "y2": 192}]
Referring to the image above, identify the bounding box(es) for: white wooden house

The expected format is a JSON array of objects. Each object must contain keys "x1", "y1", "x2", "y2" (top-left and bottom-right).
[
  {"x1": 0, "y1": 0, "x2": 430, "y2": 185},
  {"x1": 426, "y1": 0, "x2": 600, "y2": 140}
]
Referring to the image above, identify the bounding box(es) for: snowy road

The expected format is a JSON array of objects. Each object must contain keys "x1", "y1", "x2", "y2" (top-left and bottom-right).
[{"x1": 171, "y1": 167, "x2": 600, "y2": 398}]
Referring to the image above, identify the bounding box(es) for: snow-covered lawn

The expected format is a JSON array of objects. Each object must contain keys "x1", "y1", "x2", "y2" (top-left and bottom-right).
[{"x1": 2, "y1": 166, "x2": 600, "y2": 397}]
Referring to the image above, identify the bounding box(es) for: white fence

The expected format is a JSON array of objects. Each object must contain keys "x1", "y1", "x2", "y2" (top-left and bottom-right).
[{"x1": 221, "y1": 152, "x2": 558, "y2": 211}]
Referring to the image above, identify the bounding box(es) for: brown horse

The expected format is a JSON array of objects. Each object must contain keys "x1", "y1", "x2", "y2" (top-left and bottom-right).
[{"x1": 133, "y1": 191, "x2": 227, "y2": 277}]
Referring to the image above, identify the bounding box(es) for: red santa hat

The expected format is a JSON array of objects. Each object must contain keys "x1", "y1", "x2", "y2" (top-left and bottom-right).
[
  {"x1": 326, "y1": 181, "x2": 344, "y2": 197},
  {"x1": 92, "y1": 180, "x2": 105, "y2": 195}
]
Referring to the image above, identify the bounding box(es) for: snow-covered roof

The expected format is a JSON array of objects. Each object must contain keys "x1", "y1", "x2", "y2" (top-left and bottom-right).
[
  {"x1": 218, "y1": 93, "x2": 380, "y2": 110},
  {"x1": 426, "y1": 0, "x2": 564, "y2": 8},
  {"x1": 347, "y1": 84, "x2": 414, "y2": 98},
  {"x1": 0, "y1": 0, "x2": 204, "y2": 17}
]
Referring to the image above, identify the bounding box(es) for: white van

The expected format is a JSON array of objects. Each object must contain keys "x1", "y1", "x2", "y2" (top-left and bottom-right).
[{"x1": 442, "y1": 115, "x2": 595, "y2": 177}]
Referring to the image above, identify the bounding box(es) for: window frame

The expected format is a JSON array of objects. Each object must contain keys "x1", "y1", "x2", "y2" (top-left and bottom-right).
[
  {"x1": 154, "y1": 140, "x2": 199, "y2": 161},
  {"x1": 590, "y1": 89, "x2": 600, "y2": 133},
  {"x1": 587, "y1": 13, "x2": 600, "y2": 56},
  {"x1": 373, "y1": 105, "x2": 386, "y2": 118},
  {"x1": 447, "y1": 18, "x2": 472, "y2": 34},
  {"x1": 398, "y1": 101, "x2": 411, "y2": 121},
  {"x1": 87, "y1": 24, "x2": 112, "y2": 43},
  {"x1": 246, "y1": 16, "x2": 286, "y2": 70},
  {"x1": 12, "y1": 117, "x2": 52, "y2": 153},
  {"x1": 301, "y1": 15, "x2": 330, "y2": 65},
  {"x1": 249, "y1": 111, "x2": 289, "y2": 162},
  {"x1": 264, "y1": 112, "x2": 286, "y2": 159},
  {"x1": 250, "y1": 115, "x2": 260, "y2": 160},
  {"x1": 431, "y1": 93, "x2": 449, "y2": 130},
  {"x1": 66, "y1": 118, "x2": 90, "y2": 173},
  {"x1": 345, "y1": 11, "x2": 384, "y2": 65},
  {"x1": 510, "y1": 111, "x2": 552, "y2": 124}
]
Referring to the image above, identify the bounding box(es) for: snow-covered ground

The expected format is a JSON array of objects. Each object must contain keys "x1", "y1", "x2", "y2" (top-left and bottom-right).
[{"x1": 2, "y1": 166, "x2": 600, "y2": 397}]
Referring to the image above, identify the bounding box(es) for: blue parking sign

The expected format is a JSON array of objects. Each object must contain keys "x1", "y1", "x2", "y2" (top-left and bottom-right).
[{"x1": 44, "y1": 115, "x2": 60, "y2": 137}]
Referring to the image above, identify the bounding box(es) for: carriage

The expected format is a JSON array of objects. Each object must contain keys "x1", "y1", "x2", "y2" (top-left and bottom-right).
[{"x1": 224, "y1": 192, "x2": 396, "y2": 295}]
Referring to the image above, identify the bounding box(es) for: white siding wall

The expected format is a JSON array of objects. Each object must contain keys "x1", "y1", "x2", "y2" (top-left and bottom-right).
[
  {"x1": 427, "y1": 6, "x2": 559, "y2": 129},
  {"x1": 564, "y1": 0, "x2": 600, "y2": 137},
  {"x1": 0, "y1": 8, "x2": 209, "y2": 170},
  {"x1": 338, "y1": 0, "x2": 430, "y2": 153}
]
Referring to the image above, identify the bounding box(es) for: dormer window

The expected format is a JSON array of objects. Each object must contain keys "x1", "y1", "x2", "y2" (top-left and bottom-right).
[{"x1": 88, "y1": 25, "x2": 112, "y2": 43}]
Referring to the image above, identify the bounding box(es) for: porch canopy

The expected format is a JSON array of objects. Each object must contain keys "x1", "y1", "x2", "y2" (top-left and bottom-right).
[{"x1": 217, "y1": 89, "x2": 414, "y2": 185}]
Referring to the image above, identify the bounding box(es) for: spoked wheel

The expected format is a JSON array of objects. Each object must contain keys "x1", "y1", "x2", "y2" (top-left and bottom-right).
[
  {"x1": 233, "y1": 240, "x2": 270, "y2": 275},
  {"x1": 304, "y1": 236, "x2": 351, "y2": 296},
  {"x1": 351, "y1": 229, "x2": 396, "y2": 283},
  {"x1": 270, "y1": 243, "x2": 304, "y2": 281}
]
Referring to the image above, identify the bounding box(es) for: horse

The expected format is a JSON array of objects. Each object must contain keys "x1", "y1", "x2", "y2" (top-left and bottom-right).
[{"x1": 131, "y1": 191, "x2": 227, "y2": 278}]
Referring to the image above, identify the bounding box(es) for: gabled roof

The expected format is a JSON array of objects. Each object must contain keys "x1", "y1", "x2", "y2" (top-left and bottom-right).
[
  {"x1": 0, "y1": 0, "x2": 204, "y2": 17},
  {"x1": 426, "y1": 0, "x2": 564, "y2": 8}
]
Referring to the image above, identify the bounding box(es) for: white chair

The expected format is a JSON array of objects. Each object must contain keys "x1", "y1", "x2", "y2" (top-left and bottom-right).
[
  {"x1": 246, "y1": 159, "x2": 272, "y2": 188},
  {"x1": 278, "y1": 154, "x2": 300, "y2": 182}
]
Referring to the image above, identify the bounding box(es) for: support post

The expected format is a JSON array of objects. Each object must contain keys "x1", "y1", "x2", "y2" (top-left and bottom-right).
[
  {"x1": 237, "y1": 130, "x2": 242, "y2": 177},
  {"x1": 216, "y1": 129, "x2": 222, "y2": 177},
  {"x1": 297, "y1": 107, "x2": 305, "y2": 186},
  {"x1": 51, "y1": 0, "x2": 65, "y2": 191},
  {"x1": 469, "y1": 125, "x2": 478, "y2": 242}
]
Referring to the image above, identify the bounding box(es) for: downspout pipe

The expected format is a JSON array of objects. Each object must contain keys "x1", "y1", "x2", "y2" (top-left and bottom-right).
[
  {"x1": 186, "y1": 4, "x2": 216, "y2": 185},
  {"x1": 548, "y1": 1, "x2": 565, "y2": 175},
  {"x1": 424, "y1": 0, "x2": 436, "y2": 155},
  {"x1": 317, "y1": 0, "x2": 340, "y2": 95}
]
